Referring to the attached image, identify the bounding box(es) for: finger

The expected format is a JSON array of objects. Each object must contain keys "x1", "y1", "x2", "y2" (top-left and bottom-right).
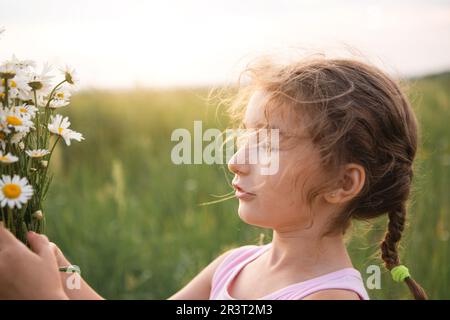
[
  {"x1": 27, "y1": 231, "x2": 54, "y2": 260},
  {"x1": 49, "y1": 242, "x2": 59, "y2": 256},
  {"x1": 0, "y1": 222, "x2": 17, "y2": 248},
  {"x1": 49, "y1": 242, "x2": 69, "y2": 265}
]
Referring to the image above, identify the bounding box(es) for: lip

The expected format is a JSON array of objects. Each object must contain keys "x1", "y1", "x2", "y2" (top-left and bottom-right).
[{"x1": 232, "y1": 182, "x2": 256, "y2": 200}]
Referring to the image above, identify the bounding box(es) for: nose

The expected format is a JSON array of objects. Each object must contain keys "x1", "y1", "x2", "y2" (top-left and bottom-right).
[{"x1": 227, "y1": 146, "x2": 251, "y2": 176}]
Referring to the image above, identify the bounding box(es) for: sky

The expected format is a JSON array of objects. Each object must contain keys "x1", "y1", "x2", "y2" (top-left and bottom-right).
[{"x1": 1, "y1": 0, "x2": 450, "y2": 89}]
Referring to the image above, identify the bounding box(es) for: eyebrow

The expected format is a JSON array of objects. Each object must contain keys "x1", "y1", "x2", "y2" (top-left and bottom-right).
[
  {"x1": 242, "y1": 121, "x2": 278, "y2": 130},
  {"x1": 242, "y1": 122, "x2": 288, "y2": 137},
  {"x1": 241, "y1": 121, "x2": 309, "y2": 140}
]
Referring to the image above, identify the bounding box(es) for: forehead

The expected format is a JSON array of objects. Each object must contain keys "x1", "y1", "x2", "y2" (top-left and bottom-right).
[
  {"x1": 243, "y1": 90, "x2": 311, "y2": 139},
  {"x1": 244, "y1": 90, "x2": 267, "y2": 127},
  {"x1": 243, "y1": 90, "x2": 295, "y2": 129}
]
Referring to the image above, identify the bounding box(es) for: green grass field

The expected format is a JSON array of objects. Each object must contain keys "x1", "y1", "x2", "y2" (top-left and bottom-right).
[{"x1": 44, "y1": 73, "x2": 450, "y2": 300}]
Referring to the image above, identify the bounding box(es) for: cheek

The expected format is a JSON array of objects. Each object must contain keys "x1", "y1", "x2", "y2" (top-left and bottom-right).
[
  {"x1": 236, "y1": 150, "x2": 323, "y2": 228},
  {"x1": 235, "y1": 179, "x2": 281, "y2": 228},
  {"x1": 258, "y1": 160, "x2": 317, "y2": 223},
  {"x1": 236, "y1": 175, "x2": 304, "y2": 228}
]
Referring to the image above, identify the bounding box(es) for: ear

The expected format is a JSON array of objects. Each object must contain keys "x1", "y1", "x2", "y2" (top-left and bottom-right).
[{"x1": 324, "y1": 163, "x2": 365, "y2": 204}]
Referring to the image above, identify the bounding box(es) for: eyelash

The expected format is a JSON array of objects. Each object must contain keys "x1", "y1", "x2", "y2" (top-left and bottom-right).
[
  {"x1": 251, "y1": 140, "x2": 280, "y2": 151},
  {"x1": 236, "y1": 126, "x2": 281, "y2": 151}
]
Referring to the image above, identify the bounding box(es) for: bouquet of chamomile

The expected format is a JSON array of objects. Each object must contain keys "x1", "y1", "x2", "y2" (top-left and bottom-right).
[{"x1": 0, "y1": 53, "x2": 84, "y2": 244}]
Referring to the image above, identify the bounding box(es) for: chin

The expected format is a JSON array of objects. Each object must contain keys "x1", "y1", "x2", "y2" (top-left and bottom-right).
[{"x1": 237, "y1": 204, "x2": 271, "y2": 228}]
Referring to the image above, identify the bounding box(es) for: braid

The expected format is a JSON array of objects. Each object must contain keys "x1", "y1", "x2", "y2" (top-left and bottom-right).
[
  {"x1": 381, "y1": 204, "x2": 405, "y2": 269},
  {"x1": 381, "y1": 203, "x2": 428, "y2": 300}
]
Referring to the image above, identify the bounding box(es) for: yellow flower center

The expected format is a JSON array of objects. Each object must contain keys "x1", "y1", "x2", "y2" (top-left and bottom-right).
[
  {"x1": 6, "y1": 116, "x2": 22, "y2": 126},
  {"x1": 1, "y1": 79, "x2": 17, "y2": 87},
  {"x1": 56, "y1": 92, "x2": 65, "y2": 99},
  {"x1": 0, "y1": 92, "x2": 5, "y2": 98},
  {"x1": 19, "y1": 107, "x2": 28, "y2": 113},
  {"x1": 2, "y1": 183, "x2": 21, "y2": 199},
  {"x1": 0, "y1": 156, "x2": 8, "y2": 161},
  {"x1": 58, "y1": 127, "x2": 64, "y2": 134}
]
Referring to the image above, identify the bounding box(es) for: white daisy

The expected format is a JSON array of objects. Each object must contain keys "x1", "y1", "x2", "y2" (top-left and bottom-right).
[
  {"x1": 48, "y1": 114, "x2": 84, "y2": 146},
  {"x1": 12, "y1": 104, "x2": 38, "y2": 119},
  {"x1": 0, "y1": 61, "x2": 16, "y2": 79},
  {"x1": 47, "y1": 87, "x2": 72, "y2": 108},
  {"x1": 61, "y1": 65, "x2": 78, "y2": 85},
  {"x1": 48, "y1": 99, "x2": 70, "y2": 109},
  {"x1": 25, "y1": 149, "x2": 50, "y2": 158},
  {"x1": 4, "y1": 54, "x2": 36, "y2": 71},
  {"x1": 0, "y1": 175, "x2": 34, "y2": 209},
  {"x1": 4, "y1": 109, "x2": 34, "y2": 133},
  {"x1": 0, "y1": 74, "x2": 32, "y2": 100},
  {"x1": 0, "y1": 151, "x2": 18, "y2": 164},
  {"x1": 54, "y1": 89, "x2": 71, "y2": 100},
  {"x1": 27, "y1": 62, "x2": 53, "y2": 92}
]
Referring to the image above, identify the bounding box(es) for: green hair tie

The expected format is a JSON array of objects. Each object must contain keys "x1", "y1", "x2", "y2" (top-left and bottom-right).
[{"x1": 391, "y1": 265, "x2": 410, "y2": 282}]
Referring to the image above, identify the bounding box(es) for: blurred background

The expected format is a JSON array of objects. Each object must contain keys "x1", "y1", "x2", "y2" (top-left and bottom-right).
[{"x1": 1, "y1": 0, "x2": 449, "y2": 299}]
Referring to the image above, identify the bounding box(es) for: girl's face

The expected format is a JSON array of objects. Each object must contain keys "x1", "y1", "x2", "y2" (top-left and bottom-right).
[{"x1": 228, "y1": 91, "x2": 326, "y2": 231}]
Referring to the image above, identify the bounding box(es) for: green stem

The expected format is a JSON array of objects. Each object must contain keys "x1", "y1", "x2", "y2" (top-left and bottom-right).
[
  {"x1": 4, "y1": 78, "x2": 9, "y2": 109},
  {"x1": 41, "y1": 135, "x2": 61, "y2": 188},
  {"x1": 7, "y1": 206, "x2": 14, "y2": 235},
  {"x1": 49, "y1": 135, "x2": 61, "y2": 158},
  {"x1": 33, "y1": 90, "x2": 39, "y2": 148},
  {"x1": 45, "y1": 80, "x2": 66, "y2": 109}
]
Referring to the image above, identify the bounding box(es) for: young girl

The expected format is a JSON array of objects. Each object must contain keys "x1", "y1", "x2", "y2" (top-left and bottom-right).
[{"x1": 0, "y1": 57, "x2": 427, "y2": 300}]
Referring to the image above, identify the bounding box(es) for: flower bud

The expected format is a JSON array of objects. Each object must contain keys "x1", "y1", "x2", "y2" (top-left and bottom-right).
[
  {"x1": 19, "y1": 142, "x2": 25, "y2": 150},
  {"x1": 32, "y1": 210, "x2": 44, "y2": 220},
  {"x1": 40, "y1": 160, "x2": 48, "y2": 168}
]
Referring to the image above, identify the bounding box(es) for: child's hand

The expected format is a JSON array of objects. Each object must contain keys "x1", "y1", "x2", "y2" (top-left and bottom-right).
[
  {"x1": 0, "y1": 224, "x2": 68, "y2": 300},
  {"x1": 47, "y1": 240, "x2": 104, "y2": 300}
]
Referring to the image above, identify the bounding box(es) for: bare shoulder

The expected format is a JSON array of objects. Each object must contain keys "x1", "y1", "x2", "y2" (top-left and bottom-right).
[
  {"x1": 168, "y1": 246, "x2": 238, "y2": 300},
  {"x1": 303, "y1": 289, "x2": 361, "y2": 300}
]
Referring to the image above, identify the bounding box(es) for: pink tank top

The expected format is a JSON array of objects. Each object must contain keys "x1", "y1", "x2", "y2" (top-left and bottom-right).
[{"x1": 209, "y1": 243, "x2": 370, "y2": 300}]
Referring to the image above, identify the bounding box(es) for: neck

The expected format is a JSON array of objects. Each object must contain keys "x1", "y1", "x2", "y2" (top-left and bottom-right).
[{"x1": 263, "y1": 227, "x2": 353, "y2": 275}]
